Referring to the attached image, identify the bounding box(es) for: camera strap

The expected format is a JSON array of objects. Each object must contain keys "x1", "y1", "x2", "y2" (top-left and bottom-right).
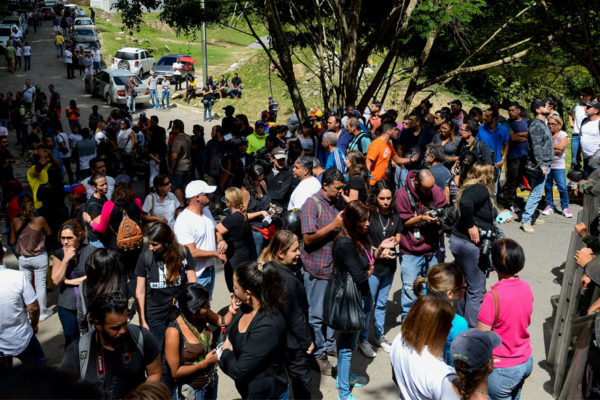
[{"x1": 406, "y1": 189, "x2": 423, "y2": 217}]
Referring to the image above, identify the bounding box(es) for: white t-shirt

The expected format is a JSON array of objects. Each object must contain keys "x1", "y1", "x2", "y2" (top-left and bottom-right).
[
  {"x1": 94, "y1": 131, "x2": 107, "y2": 143},
  {"x1": 117, "y1": 129, "x2": 134, "y2": 154},
  {"x1": 92, "y1": 49, "x2": 101, "y2": 62},
  {"x1": 390, "y1": 332, "x2": 459, "y2": 400},
  {"x1": 22, "y1": 86, "x2": 35, "y2": 103},
  {"x1": 580, "y1": 118, "x2": 600, "y2": 158},
  {"x1": 64, "y1": 49, "x2": 73, "y2": 64},
  {"x1": 143, "y1": 192, "x2": 181, "y2": 228},
  {"x1": 15, "y1": 47, "x2": 22, "y2": 56},
  {"x1": 172, "y1": 62, "x2": 183, "y2": 76},
  {"x1": 148, "y1": 76, "x2": 158, "y2": 90},
  {"x1": 69, "y1": 133, "x2": 83, "y2": 145},
  {"x1": 23, "y1": 45, "x2": 31, "y2": 56},
  {"x1": 56, "y1": 131, "x2": 72, "y2": 158},
  {"x1": 0, "y1": 269, "x2": 36, "y2": 356},
  {"x1": 572, "y1": 103, "x2": 588, "y2": 135},
  {"x1": 288, "y1": 176, "x2": 321, "y2": 210},
  {"x1": 174, "y1": 207, "x2": 217, "y2": 277},
  {"x1": 82, "y1": 175, "x2": 116, "y2": 199}
]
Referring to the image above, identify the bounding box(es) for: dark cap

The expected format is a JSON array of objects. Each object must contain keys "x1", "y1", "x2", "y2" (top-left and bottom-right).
[
  {"x1": 420, "y1": 99, "x2": 433, "y2": 108},
  {"x1": 448, "y1": 99, "x2": 462, "y2": 107},
  {"x1": 450, "y1": 329, "x2": 501, "y2": 373},
  {"x1": 349, "y1": 110, "x2": 362, "y2": 118},
  {"x1": 115, "y1": 174, "x2": 132, "y2": 185},
  {"x1": 585, "y1": 101, "x2": 600, "y2": 110},
  {"x1": 255, "y1": 120, "x2": 266, "y2": 127}
]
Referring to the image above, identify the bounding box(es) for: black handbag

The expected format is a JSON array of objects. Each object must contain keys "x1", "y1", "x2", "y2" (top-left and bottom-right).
[{"x1": 323, "y1": 266, "x2": 366, "y2": 332}]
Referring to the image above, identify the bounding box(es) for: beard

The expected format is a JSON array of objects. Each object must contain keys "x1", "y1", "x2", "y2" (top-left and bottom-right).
[{"x1": 101, "y1": 328, "x2": 126, "y2": 349}]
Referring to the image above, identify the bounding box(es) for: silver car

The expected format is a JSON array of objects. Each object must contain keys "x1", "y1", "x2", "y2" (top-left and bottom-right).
[
  {"x1": 72, "y1": 26, "x2": 97, "y2": 43},
  {"x1": 85, "y1": 69, "x2": 150, "y2": 106}
]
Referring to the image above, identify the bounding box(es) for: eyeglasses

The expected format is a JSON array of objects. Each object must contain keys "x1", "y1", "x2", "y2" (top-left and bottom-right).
[{"x1": 159, "y1": 181, "x2": 171, "y2": 186}]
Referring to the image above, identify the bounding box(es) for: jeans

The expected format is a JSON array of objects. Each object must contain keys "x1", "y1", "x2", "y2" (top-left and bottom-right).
[
  {"x1": 88, "y1": 240, "x2": 104, "y2": 248},
  {"x1": 227, "y1": 87, "x2": 242, "y2": 97},
  {"x1": 571, "y1": 134, "x2": 582, "y2": 170},
  {"x1": 284, "y1": 347, "x2": 312, "y2": 400},
  {"x1": 127, "y1": 95, "x2": 136, "y2": 113},
  {"x1": 93, "y1": 61, "x2": 101, "y2": 73},
  {"x1": 203, "y1": 101, "x2": 213, "y2": 121},
  {"x1": 336, "y1": 330, "x2": 360, "y2": 399},
  {"x1": 504, "y1": 157, "x2": 526, "y2": 206},
  {"x1": 197, "y1": 266, "x2": 216, "y2": 299},
  {"x1": 19, "y1": 253, "x2": 49, "y2": 313},
  {"x1": 450, "y1": 234, "x2": 486, "y2": 327},
  {"x1": 56, "y1": 44, "x2": 63, "y2": 57},
  {"x1": 57, "y1": 306, "x2": 79, "y2": 348},
  {"x1": 175, "y1": 376, "x2": 218, "y2": 400},
  {"x1": 148, "y1": 319, "x2": 176, "y2": 393},
  {"x1": 251, "y1": 229, "x2": 266, "y2": 258},
  {"x1": 0, "y1": 335, "x2": 46, "y2": 367},
  {"x1": 161, "y1": 89, "x2": 170, "y2": 108},
  {"x1": 303, "y1": 270, "x2": 336, "y2": 359},
  {"x1": 149, "y1": 88, "x2": 159, "y2": 107},
  {"x1": 24, "y1": 55, "x2": 30, "y2": 70},
  {"x1": 544, "y1": 168, "x2": 569, "y2": 211},
  {"x1": 488, "y1": 355, "x2": 533, "y2": 400},
  {"x1": 360, "y1": 273, "x2": 393, "y2": 342},
  {"x1": 521, "y1": 168, "x2": 550, "y2": 223},
  {"x1": 400, "y1": 254, "x2": 438, "y2": 316}
]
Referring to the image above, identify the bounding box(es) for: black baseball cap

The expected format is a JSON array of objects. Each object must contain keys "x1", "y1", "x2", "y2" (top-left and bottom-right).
[
  {"x1": 450, "y1": 329, "x2": 501, "y2": 373},
  {"x1": 448, "y1": 99, "x2": 462, "y2": 107},
  {"x1": 585, "y1": 101, "x2": 600, "y2": 110}
]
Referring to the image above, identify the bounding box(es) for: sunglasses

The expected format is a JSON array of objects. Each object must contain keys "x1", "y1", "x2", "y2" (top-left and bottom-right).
[{"x1": 159, "y1": 181, "x2": 171, "y2": 186}]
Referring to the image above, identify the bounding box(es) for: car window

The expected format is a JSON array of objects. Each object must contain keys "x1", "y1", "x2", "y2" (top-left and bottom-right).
[
  {"x1": 0, "y1": 28, "x2": 11, "y2": 37},
  {"x1": 100, "y1": 73, "x2": 110, "y2": 83},
  {"x1": 76, "y1": 29, "x2": 95, "y2": 36},
  {"x1": 156, "y1": 56, "x2": 177, "y2": 66},
  {"x1": 115, "y1": 51, "x2": 137, "y2": 61},
  {"x1": 113, "y1": 76, "x2": 143, "y2": 85}
]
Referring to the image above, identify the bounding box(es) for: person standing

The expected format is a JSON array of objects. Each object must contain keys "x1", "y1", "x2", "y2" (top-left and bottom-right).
[
  {"x1": 569, "y1": 87, "x2": 595, "y2": 173},
  {"x1": 580, "y1": 101, "x2": 600, "y2": 178},
  {"x1": 288, "y1": 155, "x2": 321, "y2": 210},
  {"x1": 172, "y1": 58, "x2": 183, "y2": 91},
  {"x1": 83, "y1": 52, "x2": 93, "y2": 80},
  {"x1": 23, "y1": 42, "x2": 31, "y2": 71},
  {"x1": 542, "y1": 115, "x2": 571, "y2": 218},
  {"x1": 64, "y1": 47, "x2": 74, "y2": 79},
  {"x1": 91, "y1": 46, "x2": 102, "y2": 73},
  {"x1": 148, "y1": 71, "x2": 159, "y2": 110},
  {"x1": 366, "y1": 123, "x2": 408, "y2": 185},
  {"x1": 161, "y1": 76, "x2": 170, "y2": 109},
  {"x1": 168, "y1": 119, "x2": 192, "y2": 205},
  {"x1": 125, "y1": 75, "x2": 138, "y2": 114},
  {"x1": 477, "y1": 108, "x2": 510, "y2": 193},
  {"x1": 5, "y1": 43, "x2": 16, "y2": 73},
  {"x1": 504, "y1": 102, "x2": 529, "y2": 213}
]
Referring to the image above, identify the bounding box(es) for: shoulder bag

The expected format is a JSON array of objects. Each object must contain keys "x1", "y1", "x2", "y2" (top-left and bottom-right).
[{"x1": 323, "y1": 261, "x2": 366, "y2": 332}]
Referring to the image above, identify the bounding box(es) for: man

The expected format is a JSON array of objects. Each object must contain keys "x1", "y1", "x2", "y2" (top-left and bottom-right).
[
  {"x1": 168, "y1": 119, "x2": 192, "y2": 205},
  {"x1": 288, "y1": 155, "x2": 321, "y2": 210},
  {"x1": 27, "y1": 148, "x2": 60, "y2": 209},
  {"x1": 174, "y1": 180, "x2": 227, "y2": 297},
  {"x1": 312, "y1": 157, "x2": 325, "y2": 183},
  {"x1": 0, "y1": 245, "x2": 45, "y2": 368},
  {"x1": 22, "y1": 79, "x2": 36, "y2": 108},
  {"x1": 5, "y1": 42, "x2": 16, "y2": 73},
  {"x1": 424, "y1": 143, "x2": 450, "y2": 189},
  {"x1": 581, "y1": 101, "x2": 600, "y2": 178},
  {"x1": 368, "y1": 101, "x2": 383, "y2": 134},
  {"x1": 247, "y1": 120, "x2": 267, "y2": 154},
  {"x1": 88, "y1": 105, "x2": 104, "y2": 132},
  {"x1": 0, "y1": 135, "x2": 16, "y2": 185},
  {"x1": 228, "y1": 72, "x2": 243, "y2": 98},
  {"x1": 81, "y1": 157, "x2": 116, "y2": 199},
  {"x1": 221, "y1": 105, "x2": 236, "y2": 135},
  {"x1": 456, "y1": 120, "x2": 495, "y2": 165},
  {"x1": 54, "y1": 32, "x2": 64, "y2": 58},
  {"x1": 570, "y1": 87, "x2": 595, "y2": 172},
  {"x1": 449, "y1": 99, "x2": 468, "y2": 130},
  {"x1": 91, "y1": 46, "x2": 102, "y2": 73},
  {"x1": 477, "y1": 108, "x2": 509, "y2": 192},
  {"x1": 49, "y1": 84, "x2": 61, "y2": 119},
  {"x1": 300, "y1": 168, "x2": 345, "y2": 375},
  {"x1": 340, "y1": 104, "x2": 356, "y2": 129},
  {"x1": 83, "y1": 52, "x2": 94, "y2": 80},
  {"x1": 504, "y1": 102, "x2": 529, "y2": 212},
  {"x1": 172, "y1": 58, "x2": 183, "y2": 91},
  {"x1": 366, "y1": 123, "x2": 410, "y2": 185},
  {"x1": 322, "y1": 131, "x2": 347, "y2": 174},
  {"x1": 266, "y1": 148, "x2": 294, "y2": 208},
  {"x1": 27, "y1": 122, "x2": 43, "y2": 151},
  {"x1": 64, "y1": 46, "x2": 74, "y2": 79},
  {"x1": 521, "y1": 99, "x2": 554, "y2": 234},
  {"x1": 61, "y1": 292, "x2": 161, "y2": 398},
  {"x1": 347, "y1": 117, "x2": 371, "y2": 155},
  {"x1": 125, "y1": 76, "x2": 138, "y2": 114},
  {"x1": 321, "y1": 115, "x2": 352, "y2": 162},
  {"x1": 395, "y1": 169, "x2": 447, "y2": 319},
  {"x1": 148, "y1": 71, "x2": 159, "y2": 110},
  {"x1": 396, "y1": 112, "x2": 435, "y2": 172}
]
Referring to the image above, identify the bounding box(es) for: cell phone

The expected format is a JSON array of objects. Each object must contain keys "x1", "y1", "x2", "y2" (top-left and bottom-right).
[{"x1": 223, "y1": 133, "x2": 233, "y2": 141}]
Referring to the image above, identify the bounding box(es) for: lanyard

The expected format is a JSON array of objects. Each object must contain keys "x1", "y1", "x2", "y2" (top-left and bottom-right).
[{"x1": 364, "y1": 247, "x2": 375, "y2": 265}]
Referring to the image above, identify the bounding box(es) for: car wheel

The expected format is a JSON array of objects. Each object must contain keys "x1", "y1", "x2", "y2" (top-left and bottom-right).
[
  {"x1": 118, "y1": 60, "x2": 129, "y2": 70},
  {"x1": 106, "y1": 93, "x2": 112, "y2": 106},
  {"x1": 138, "y1": 68, "x2": 143, "y2": 78}
]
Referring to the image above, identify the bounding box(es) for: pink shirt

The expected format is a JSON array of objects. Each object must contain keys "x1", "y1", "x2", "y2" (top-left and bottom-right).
[{"x1": 478, "y1": 278, "x2": 533, "y2": 368}]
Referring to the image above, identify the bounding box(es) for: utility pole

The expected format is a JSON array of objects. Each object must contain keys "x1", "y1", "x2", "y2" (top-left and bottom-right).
[{"x1": 201, "y1": 0, "x2": 208, "y2": 85}]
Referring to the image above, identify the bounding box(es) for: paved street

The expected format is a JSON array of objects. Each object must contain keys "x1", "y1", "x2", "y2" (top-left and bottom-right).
[{"x1": 0, "y1": 19, "x2": 574, "y2": 400}]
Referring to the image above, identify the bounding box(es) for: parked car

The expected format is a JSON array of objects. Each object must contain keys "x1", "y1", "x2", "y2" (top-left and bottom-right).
[
  {"x1": 85, "y1": 69, "x2": 150, "y2": 107},
  {"x1": 74, "y1": 17, "x2": 94, "y2": 27},
  {"x1": 41, "y1": 7, "x2": 57, "y2": 19},
  {"x1": 44, "y1": 0, "x2": 58, "y2": 6},
  {"x1": 63, "y1": 4, "x2": 78, "y2": 16},
  {"x1": 72, "y1": 26, "x2": 97, "y2": 43},
  {"x1": 112, "y1": 47, "x2": 155, "y2": 78},
  {"x1": 72, "y1": 40, "x2": 101, "y2": 53},
  {"x1": 1, "y1": 16, "x2": 28, "y2": 35},
  {"x1": 0, "y1": 24, "x2": 21, "y2": 49},
  {"x1": 151, "y1": 53, "x2": 194, "y2": 82}
]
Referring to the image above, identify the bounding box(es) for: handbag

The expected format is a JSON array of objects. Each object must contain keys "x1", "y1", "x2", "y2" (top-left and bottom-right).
[
  {"x1": 523, "y1": 125, "x2": 544, "y2": 182},
  {"x1": 323, "y1": 265, "x2": 366, "y2": 332}
]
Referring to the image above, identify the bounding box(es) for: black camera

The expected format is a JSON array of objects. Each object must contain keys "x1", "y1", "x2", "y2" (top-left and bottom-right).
[
  {"x1": 479, "y1": 228, "x2": 495, "y2": 259},
  {"x1": 429, "y1": 207, "x2": 445, "y2": 219}
]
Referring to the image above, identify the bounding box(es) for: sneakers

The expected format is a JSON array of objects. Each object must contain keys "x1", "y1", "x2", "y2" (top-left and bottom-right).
[
  {"x1": 316, "y1": 355, "x2": 333, "y2": 376},
  {"x1": 39, "y1": 310, "x2": 54, "y2": 322},
  {"x1": 376, "y1": 336, "x2": 392, "y2": 353},
  {"x1": 533, "y1": 219, "x2": 545, "y2": 225},
  {"x1": 338, "y1": 394, "x2": 358, "y2": 400},
  {"x1": 563, "y1": 208, "x2": 574, "y2": 218},
  {"x1": 336, "y1": 373, "x2": 369, "y2": 388},
  {"x1": 509, "y1": 204, "x2": 522, "y2": 214},
  {"x1": 521, "y1": 223, "x2": 535, "y2": 234},
  {"x1": 358, "y1": 340, "x2": 376, "y2": 358},
  {"x1": 541, "y1": 205, "x2": 553, "y2": 215}
]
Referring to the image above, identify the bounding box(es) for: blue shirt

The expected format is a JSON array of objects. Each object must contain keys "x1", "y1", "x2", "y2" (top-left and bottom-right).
[
  {"x1": 325, "y1": 147, "x2": 347, "y2": 174},
  {"x1": 444, "y1": 313, "x2": 469, "y2": 366},
  {"x1": 317, "y1": 129, "x2": 352, "y2": 166},
  {"x1": 506, "y1": 117, "x2": 529, "y2": 159},
  {"x1": 477, "y1": 123, "x2": 509, "y2": 164}
]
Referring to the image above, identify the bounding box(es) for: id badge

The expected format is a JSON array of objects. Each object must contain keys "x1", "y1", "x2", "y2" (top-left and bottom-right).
[{"x1": 414, "y1": 228, "x2": 421, "y2": 240}]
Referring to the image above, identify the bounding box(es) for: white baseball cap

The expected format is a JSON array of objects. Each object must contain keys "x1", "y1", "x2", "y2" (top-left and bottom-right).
[{"x1": 185, "y1": 180, "x2": 216, "y2": 198}]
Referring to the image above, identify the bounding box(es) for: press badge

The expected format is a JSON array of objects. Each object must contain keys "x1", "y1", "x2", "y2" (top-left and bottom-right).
[{"x1": 414, "y1": 228, "x2": 421, "y2": 240}]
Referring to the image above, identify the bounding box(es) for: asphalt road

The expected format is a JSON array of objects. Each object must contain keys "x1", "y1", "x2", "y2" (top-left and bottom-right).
[{"x1": 0, "y1": 19, "x2": 573, "y2": 400}]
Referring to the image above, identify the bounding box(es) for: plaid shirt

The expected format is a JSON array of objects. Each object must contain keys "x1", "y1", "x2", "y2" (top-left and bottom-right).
[{"x1": 300, "y1": 190, "x2": 341, "y2": 279}]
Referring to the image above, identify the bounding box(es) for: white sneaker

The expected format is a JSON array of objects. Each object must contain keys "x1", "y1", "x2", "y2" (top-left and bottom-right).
[
  {"x1": 376, "y1": 336, "x2": 392, "y2": 353},
  {"x1": 521, "y1": 222, "x2": 535, "y2": 234},
  {"x1": 358, "y1": 340, "x2": 376, "y2": 358},
  {"x1": 541, "y1": 205, "x2": 553, "y2": 215},
  {"x1": 39, "y1": 310, "x2": 54, "y2": 322}
]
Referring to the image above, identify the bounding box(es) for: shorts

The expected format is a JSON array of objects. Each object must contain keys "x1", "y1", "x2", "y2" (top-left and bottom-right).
[{"x1": 171, "y1": 170, "x2": 190, "y2": 191}]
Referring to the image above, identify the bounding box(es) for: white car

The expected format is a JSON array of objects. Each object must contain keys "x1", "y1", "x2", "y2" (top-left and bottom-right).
[
  {"x1": 85, "y1": 69, "x2": 150, "y2": 106},
  {"x1": 0, "y1": 24, "x2": 20, "y2": 49},
  {"x1": 74, "y1": 17, "x2": 94, "y2": 27},
  {"x1": 1, "y1": 16, "x2": 27, "y2": 36},
  {"x1": 112, "y1": 47, "x2": 155, "y2": 78}
]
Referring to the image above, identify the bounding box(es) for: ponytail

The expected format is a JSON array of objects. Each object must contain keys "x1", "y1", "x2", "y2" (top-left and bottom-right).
[
  {"x1": 235, "y1": 261, "x2": 286, "y2": 314},
  {"x1": 413, "y1": 276, "x2": 427, "y2": 297},
  {"x1": 413, "y1": 263, "x2": 464, "y2": 298}
]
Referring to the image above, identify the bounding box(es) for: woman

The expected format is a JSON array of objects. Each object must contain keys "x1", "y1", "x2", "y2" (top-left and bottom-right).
[
  {"x1": 342, "y1": 150, "x2": 370, "y2": 204},
  {"x1": 241, "y1": 164, "x2": 273, "y2": 256},
  {"x1": 216, "y1": 187, "x2": 258, "y2": 293},
  {"x1": 414, "y1": 263, "x2": 468, "y2": 366},
  {"x1": 201, "y1": 83, "x2": 214, "y2": 122},
  {"x1": 116, "y1": 119, "x2": 135, "y2": 175},
  {"x1": 142, "y1": 174, "x2": 182, "y2": 229},
  {"x1": 542, "y1": 115, "x2": 571, "y2": 218},
  {"x1": 65, "y1": 99, "x2": 80, "y2": 133},
  {"x1": 434, "y1": 121, "x2": 459, "y2": 168},
  {"x1": 433, "y1": 109, "x2": 451, "y2": 133},
  {"x1": 85, "y1": 173, "x2": 108, "y2": 247},
  {"x1": 135, "y1": 222, "x2": 197, "y2": 346},
  {"x1": 147, "y1": 122, "x2": 168, "y2": 185},
  {"x1": 51, "y1": 220, "x2": 96, "y2": 347},
  {"x1": 258, "y1": 231, "x2": 314, "y2": 399},
  {"x1": 10, "y1": 194, "x2": 53, "y2": 321},
  {"x1": 333, "y1": 201, "x2": 396, "y2": 399},
  {"x1": 390, "y1": 295, "x2": 459, "y2": 400},
  {"x1": 449, "y1": 162, "x2": 496, "y2": 328},
  {"x1": 359, "y1": 181, "x2": 402, "y2": 356},
  {"x1": 297, "y1": 120, "x2": 317, "y2": 154},
  {"x1": 185, "y1": 76, "x2": 197, "y2": 104},
  {"x1": 165, "y1": 283, "x2": 235, "y2": 400},
  {"x1": 445, "y1": 152, "x2": 478, "y2": 206},
  {"x1": 220, "y1": 261, "x2": 288, "y2": 400},
  {"x1": 476, "y1": 239, "x2": 533, "y2": 400},
  {"x1": 161, "y1": 75, "x2": 171, "y2": 109},
  {"x1": 76, "y1": 248, "x2": 122, "y2": 334}
]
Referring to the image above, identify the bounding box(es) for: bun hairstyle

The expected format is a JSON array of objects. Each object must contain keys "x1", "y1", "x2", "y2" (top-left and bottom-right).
[
  {"x1": 413, "y1": 262, "x2": 464, "y2": 297},
  {"x1": 234, "y1": 261, "x2": 286, "y2": 314}
]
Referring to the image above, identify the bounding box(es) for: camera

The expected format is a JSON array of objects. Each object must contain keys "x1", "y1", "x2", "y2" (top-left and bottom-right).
[
  {"x1": 429, "y1": 207, "x2": 445, "y2": 219},
  {"x1": 479, "y1": 228, "x2": 495, "y2": 259}
]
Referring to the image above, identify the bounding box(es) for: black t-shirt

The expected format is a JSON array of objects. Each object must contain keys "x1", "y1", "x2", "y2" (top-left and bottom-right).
[
  {"x1": 222, "y1": 211, "x2": 256, "y2": 264},
  {"x1": 62, "y1": 327, "x2": 160, "y2": 400},
  {"x1": 103, "y1": 201, "x2": 142, "y2": 249},
  {"x1": 0, "y1": 99, "x2": 9, "y2": 119},
  {"x1": 85, "y1": 195, "x2": 106, "y2": 243},
  {"x1": 134, "y1": 247, "x2": 194, "y2": 322},
  {"x1": 345, "y1": 175, "x2": 368, "y2": 203},
  {"x1": 396, "y1": 128, "x2": 435, "y2": 168},
  {"x1": 453, "y1": 183, "x2": 497, "y2": 240},
  {"x1": 0, "y1": 148, "x2": 14, "y2": 182},
  {"x1": 231, "y1": 77, "x2": 242, "y2": 87},
  {"x1": 27, "y1": 132, "x2": 42, "y2": 150},
  {"x1": 367, "y1": 212, "x2": 403, "y2": 276},
  {"x1": 54, "y1": 244, "x2": 96, "y2": 310},
  {"x1": 222, "y1": 116, "x2": 236, "y2": 135}
]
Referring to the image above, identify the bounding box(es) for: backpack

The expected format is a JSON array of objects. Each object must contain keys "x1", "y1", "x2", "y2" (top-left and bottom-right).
[
  {"x1": 78, "y1": 324, "x2": 144, "y2": 381},
  {"x1": 109, "y1": 206, "x2": 143, "y2": 250},
  {"x1": 354, "y1": 132, "x2": 375, "y2": 154}
]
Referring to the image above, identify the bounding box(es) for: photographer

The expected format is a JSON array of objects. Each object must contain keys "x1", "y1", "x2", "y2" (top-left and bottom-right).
[
  {"x1": 219, "y1": 136, "x2": 255, "y2": 189},
  {"x1": 395, "y1": 169, "x2": 447, "y2": 320},
  {"x1": 449, "y1": 162, "x2": 497, "y2": 327}
]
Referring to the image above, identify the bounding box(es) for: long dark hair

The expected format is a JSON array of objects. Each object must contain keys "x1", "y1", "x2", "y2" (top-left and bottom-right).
[
  {"x1": 84, "y1": 248, "x2": 122, "y2": 309},
  {"x1": 234, "y1": 261, "x2": 286, "y2": 314},
  {"x1": 335, "y1": 200, "x2": 370, "y2": 254},
  {"x1": 146, "y1": 222, "x2": 183, "y2": 286},
  {"x1": 367, "y1": 179, "x2": 397, "y2": 214},
  {"x1": 242, "y1": 164, "x2": 264, "y2": 199},
  {"x1": 457, "y1": 151, "x2": 478, "y2": 186},
  {"x1": 177, "y1": 283, "x2": 210, "y2": 321}
]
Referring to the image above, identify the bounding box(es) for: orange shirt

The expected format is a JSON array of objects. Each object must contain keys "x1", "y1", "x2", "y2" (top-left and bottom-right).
[{"x1": 366, "y1": 137, "x2": 397, "y2": 185}]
